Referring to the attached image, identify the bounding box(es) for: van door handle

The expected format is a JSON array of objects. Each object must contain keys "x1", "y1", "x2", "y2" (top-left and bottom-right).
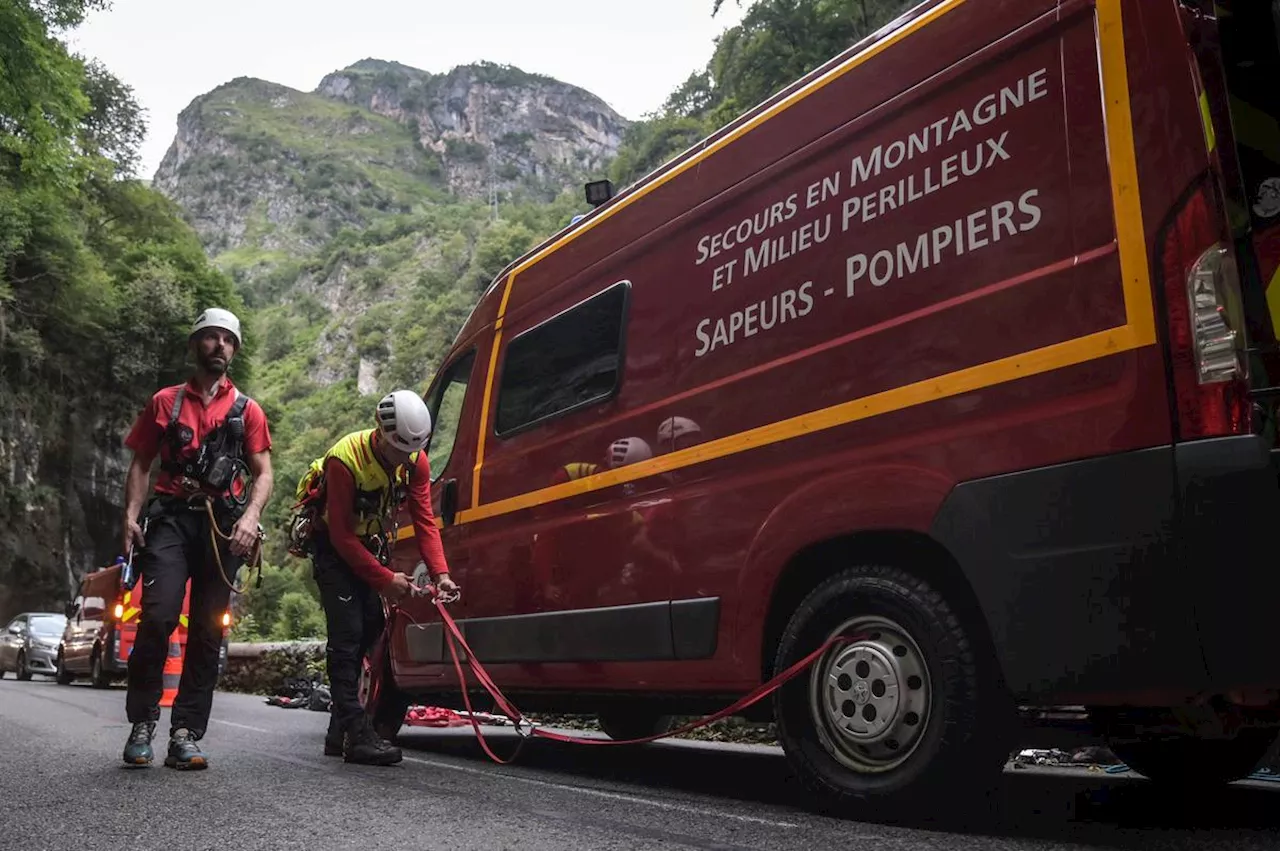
[{"x1": 441, "y1": 478, "x2": 459, "y2": 527}]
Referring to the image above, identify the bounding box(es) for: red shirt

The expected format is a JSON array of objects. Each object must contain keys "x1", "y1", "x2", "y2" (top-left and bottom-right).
[
  {"x1": 320, "y1": 450, "x2": 451, "y2": 591},
  {"x1": 124, "y1": 377, "x2": 272, "y2": 497}
]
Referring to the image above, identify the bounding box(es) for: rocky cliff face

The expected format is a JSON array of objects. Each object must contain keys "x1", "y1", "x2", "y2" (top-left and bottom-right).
[
  {"x1": 151, "y1": 76, "x2": 444, "y2": 256},
  {"x1": 0, "y1": 393, "x2": 131, "y2": 620},
  {"x1": 315, "y1": 60, "x2": 627, "y2": 200},
  {"x1": 152, "y1": 61, "x2": 628, "y2": 258},
  {"x1": 144, "y1": 60, "x2": 628, "y2": 567}
]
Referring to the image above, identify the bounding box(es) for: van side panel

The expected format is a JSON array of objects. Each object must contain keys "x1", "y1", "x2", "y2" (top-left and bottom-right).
[{"x1": 406, "y1": 0, "x2": 1258, "y2": 704}]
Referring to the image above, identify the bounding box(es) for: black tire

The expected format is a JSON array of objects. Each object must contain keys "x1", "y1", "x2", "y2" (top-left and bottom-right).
[
  {"x1": 90, "y1": 650, "x2": 111, "y2": 689},
  {"x1": 15, "y1": 652, "x2": 32, "y2": 681},
  {"x1": 597, "y1": 710, "x2": 675, "y2": 742},
  {"x1": 1109, "y1": 728, "x2": 1279, "y2": 788},
  {"x1": 362, "y1": 645, "x2": 412, "y2": 742},
  {"x1": 772, "y1": 564, "x2": 1006, "y2": 816},
  {"x1": 55, "y1": 653, "x2": 74, "y2": 686}
]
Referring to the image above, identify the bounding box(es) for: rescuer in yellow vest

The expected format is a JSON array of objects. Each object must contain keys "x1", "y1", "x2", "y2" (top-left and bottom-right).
[{"x1": 295, "y1": 390, "x2": 459, "y2": 766}]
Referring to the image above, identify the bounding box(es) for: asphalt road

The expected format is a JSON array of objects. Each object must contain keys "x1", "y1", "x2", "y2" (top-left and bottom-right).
[{"x1": 4, "y1": 677, "x2": 1280, "y2": 851}]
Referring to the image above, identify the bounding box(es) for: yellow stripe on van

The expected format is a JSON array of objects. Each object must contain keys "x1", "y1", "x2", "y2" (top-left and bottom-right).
[
  {"x1": 471, "y1": 270, "x2": 521, "y2": 507},
  {"x1": 1199, "y1": 90, "x2": 1218, "y2": 154},
  {"x1": 389, "y1": 0, "x2": 1155, "y2": 537},
  {"x1": 1098, "y1": 0, "x2": 1156, "y2": 347}
]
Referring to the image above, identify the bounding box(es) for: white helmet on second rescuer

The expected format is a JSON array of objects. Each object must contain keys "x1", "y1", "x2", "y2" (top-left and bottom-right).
[
  {"x1": 376, "y1": 390, "x2": 433, "y2": 453},
  {"x1": 191, "y1": 307, "x2": 242, "y2": 348}
]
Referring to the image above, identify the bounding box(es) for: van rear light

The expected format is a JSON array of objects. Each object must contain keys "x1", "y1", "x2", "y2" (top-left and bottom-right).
[
  {"x1": 1188, "y1": 246, "x2": 1242, "y2": 383},
  {"x1": 221, "y1": 611, "x2": 232, "y2": 628},
  {"x1": 113, "y1": 603, "x2": 124, "y2": 620},
  {"x1": 1160, "y1": 185, "x2": 1250, "y2": 439}
]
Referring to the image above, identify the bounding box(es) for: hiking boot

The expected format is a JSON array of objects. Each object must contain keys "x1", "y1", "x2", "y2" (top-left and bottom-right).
[
  {"x1": 344, "y1": 715, "x2": 403, "y2": 766},
  {"x1": 122, "y1": 721, "x2": 156, "y2": 766},
  {"x1": 164, "y1": 728, "x2": 208, "y2": 770},
  {"x1": 324, "y1": 714, "x2": 343, "y2": 757}
]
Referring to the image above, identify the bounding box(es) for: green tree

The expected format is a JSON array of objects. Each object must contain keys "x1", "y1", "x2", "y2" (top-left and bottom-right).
[
  {"x1": 611, "y1": 0, "x2": 918, "y2": 187},
  {"x1": 271, "y1": 590, "x2": 327, "y2": 640}
]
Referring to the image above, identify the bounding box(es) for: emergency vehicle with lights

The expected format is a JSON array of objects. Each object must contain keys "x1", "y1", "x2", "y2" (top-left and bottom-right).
[
  {"x1": 56, "y1": 560, "x2": 233, "y2": 688},
  {"x1": 362, "y1": 0, "x2": 1280, "y2": 810}
]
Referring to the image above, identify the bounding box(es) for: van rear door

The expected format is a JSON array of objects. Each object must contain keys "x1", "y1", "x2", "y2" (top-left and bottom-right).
[{"x1": 1184, "y1": 0, "x2": 1280, "y2": 436}]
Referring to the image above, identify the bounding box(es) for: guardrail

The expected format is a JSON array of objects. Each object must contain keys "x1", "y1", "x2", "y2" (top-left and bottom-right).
[{"x1": 226, "y1": 640, "x2": 325, "y2": 659}]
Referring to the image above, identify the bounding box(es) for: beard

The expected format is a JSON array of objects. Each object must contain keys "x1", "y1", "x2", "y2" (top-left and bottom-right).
[{"x1": 198, "y1": 349, "x2": 229, "y2": 375}]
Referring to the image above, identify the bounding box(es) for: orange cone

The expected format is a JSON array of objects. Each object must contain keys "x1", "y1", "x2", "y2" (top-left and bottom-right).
[{"x1": 159, "y1": 639, "x2": 183, "y2": 708}]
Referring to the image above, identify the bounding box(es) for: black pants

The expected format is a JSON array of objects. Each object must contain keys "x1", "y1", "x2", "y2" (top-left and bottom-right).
[
  {"x1": 125, "y1": 499, "x2": 241, "y2": 738},
  {"x1": 312, "y1": 532, "x2": 385, "y2": 735}
]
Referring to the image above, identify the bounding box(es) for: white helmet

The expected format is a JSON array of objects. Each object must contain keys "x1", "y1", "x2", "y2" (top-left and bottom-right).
[
  {"x1": 376, "y1": 390, "x2": 432, "y2": 453},
  {"x1": 191, "y1": 308, "x2": 242, "y2": 347},
  {"x1": 608, "y1": 437, "x2": 653, "y2": 469},
  {"x1": 658, "y1": 416, "x2": 701, "y2": 444}
]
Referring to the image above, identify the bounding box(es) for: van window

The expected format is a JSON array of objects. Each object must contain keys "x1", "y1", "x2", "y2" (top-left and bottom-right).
[
  {"x1": 425, "y1": 350, "x2": 476, "y2": 479},
  {"x1": 495, "y1": 281, "x2": 630, "y2": 436}
]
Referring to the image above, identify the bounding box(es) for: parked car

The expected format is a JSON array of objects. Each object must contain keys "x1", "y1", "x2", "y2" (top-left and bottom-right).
[
  {"x1": 359, "y1": 0, "x2": 1280, "y2": 815},
  {"x1": 0, "y1": 613, "x2": 67, "y2": 680}
]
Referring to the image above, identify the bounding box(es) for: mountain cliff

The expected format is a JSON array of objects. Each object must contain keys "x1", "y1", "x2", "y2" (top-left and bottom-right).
[{"x1": 149, "y1": 60, "x2": 627, "y2": 565}]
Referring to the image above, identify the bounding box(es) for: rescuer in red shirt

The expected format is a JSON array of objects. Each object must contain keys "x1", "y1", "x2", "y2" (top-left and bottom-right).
[
  {"x1": 299, "y1": 390, "x2": 459, "y2": 766},
  {"x1": 119, "y1": 308, "x2": 274, "y2": 770}
]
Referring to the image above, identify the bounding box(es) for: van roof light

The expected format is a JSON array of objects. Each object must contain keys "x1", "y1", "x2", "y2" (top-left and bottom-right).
[{"x1": 585, "y1": 180, "x2": 614, "y2": 208}]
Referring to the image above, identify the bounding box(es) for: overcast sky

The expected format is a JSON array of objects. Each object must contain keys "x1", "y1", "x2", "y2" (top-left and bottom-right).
[{"x1": 66, "y1": 0, "x2": 749, "y2": 180}]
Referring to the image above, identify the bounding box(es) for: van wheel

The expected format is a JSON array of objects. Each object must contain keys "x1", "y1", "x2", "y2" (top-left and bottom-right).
[
  {"x1": 773, "y1": 563, "x2": 1003, "y2": 816},
  {"x1": 597, "y1": 710, "x2": 674, "y2": 742},
  {"x1": 361, "y1": 646, "x2": 411, "y2": 742},
  {"x1": 1107, "y1": 728, "x2": 1279, "y2": 788},
  {"x1": 55, "y1": 653, "x2": 74, "y2": 685}
]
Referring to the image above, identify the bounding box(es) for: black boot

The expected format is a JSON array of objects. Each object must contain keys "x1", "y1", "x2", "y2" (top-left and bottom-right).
[
  {"x1": 344, "y1": 714, "x2": 403, "y2": 766},
  {"x1": 324, "y1": 712, "x2": 343, "y2": 757}
]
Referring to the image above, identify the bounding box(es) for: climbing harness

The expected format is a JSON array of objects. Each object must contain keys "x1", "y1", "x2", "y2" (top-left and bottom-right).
[
  {"x1": 160, "y1": 386, "x2": 255, "y2": 514},
  {"x1": 287, "y1": 435, "x2": 411, "y2": 561},
  {"x1": 195, "y1": 494, "x2": 265, "y2": 594},
  {"x1": 389, "y1": 578, "x2": 860, "y2": 765}
]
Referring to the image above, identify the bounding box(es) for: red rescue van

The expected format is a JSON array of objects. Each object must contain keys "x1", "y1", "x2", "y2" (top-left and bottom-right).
[
  {"x1": 368, "y1": 0, "x2": 1280, "y2": 810},
  {"x1": 57, "y1": 561, "x2": 232, "y2": 688}
]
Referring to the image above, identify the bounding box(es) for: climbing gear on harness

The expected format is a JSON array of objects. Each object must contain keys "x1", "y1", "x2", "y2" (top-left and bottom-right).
[
  {"x1": 195, "y1": 494, "x2": 264, "y2": 594},
  {"x1": 287, "y1": 429, "x2": 414, "y2": 560},
  {"x1": 160, "y1": 386, "x2": 256, "y2": 515},
  {"x1": 143, "y1": 492, "x2": 265, "y2": 593}
]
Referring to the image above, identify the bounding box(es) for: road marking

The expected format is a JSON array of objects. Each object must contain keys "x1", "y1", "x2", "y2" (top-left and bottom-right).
[
  {"x1": 211, "y1": 719, "x2": 270, "y2": 733},
  {"x1": 402, "y1": 755, "x2": 799, "y2": 828}
]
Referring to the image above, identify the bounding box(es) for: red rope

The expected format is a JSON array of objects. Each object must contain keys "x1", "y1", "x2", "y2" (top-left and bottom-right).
[{"x1": 421, "y1": 595, "x2": 860, "y2": 760}]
